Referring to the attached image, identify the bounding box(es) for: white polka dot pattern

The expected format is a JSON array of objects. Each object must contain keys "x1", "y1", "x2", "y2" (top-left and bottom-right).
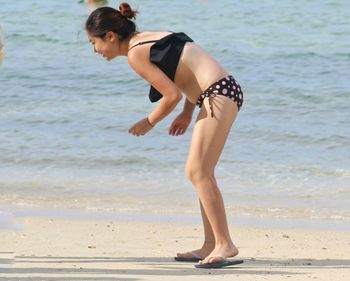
[{"x1": 196, "y1": 75, "x2": 243, "y2": 117}]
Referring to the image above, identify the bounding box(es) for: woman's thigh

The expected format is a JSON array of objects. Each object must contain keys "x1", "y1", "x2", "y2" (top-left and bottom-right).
[{"x1": 187, "y1": 95, "x2": 238, "y2": 174}]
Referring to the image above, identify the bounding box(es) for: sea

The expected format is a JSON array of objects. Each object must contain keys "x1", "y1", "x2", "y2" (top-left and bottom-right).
[{"x1": 0, "y1": 0, "x2": 349, "y2": 230}]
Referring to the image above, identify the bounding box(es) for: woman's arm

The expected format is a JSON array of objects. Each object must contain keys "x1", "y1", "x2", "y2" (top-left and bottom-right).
[
  {"x1": 168, "y1": 98, "x2": 196, "y2": 136},
  {"x1": 182, "y1": 97, "x2": 196, "y2": 117},
  {"x1": 128, "y1": 50, "x2": 183, "y2": 126}
]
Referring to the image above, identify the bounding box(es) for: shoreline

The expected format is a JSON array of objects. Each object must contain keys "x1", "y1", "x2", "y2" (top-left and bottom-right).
[{"x1": 1, "y1": 203, "x2": 350, "y2": 233}]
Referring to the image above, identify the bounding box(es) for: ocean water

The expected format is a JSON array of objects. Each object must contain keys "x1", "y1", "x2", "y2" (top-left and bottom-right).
[{"x1": 0, "y1": 0, "x2": 349, "y2": 224}]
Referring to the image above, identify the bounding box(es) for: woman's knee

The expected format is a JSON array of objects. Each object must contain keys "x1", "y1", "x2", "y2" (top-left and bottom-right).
[{"x1": 185, "y1": 162, "x2": 213, "y2": 184}]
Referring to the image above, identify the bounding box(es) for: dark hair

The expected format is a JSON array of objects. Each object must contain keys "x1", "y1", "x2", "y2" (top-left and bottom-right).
[{"x1": 85, "y1": 3, "x2": 138, "y2": 40}]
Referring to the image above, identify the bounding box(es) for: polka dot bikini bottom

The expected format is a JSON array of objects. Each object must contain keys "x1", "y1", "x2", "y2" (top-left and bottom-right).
[{"x1": 196, "y1": 75, "x2": 243, "y2": 117}]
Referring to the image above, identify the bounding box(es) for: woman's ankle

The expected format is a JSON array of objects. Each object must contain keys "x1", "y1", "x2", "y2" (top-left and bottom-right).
[
  {"x1": 202, "y1": 240, "x2": 215, "y2": 250},
  {"x1": 214, "y1": 238, "x2": 235, "y2": 248}
]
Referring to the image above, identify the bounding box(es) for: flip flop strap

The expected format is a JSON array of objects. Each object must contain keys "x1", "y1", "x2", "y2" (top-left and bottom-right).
[{"x1": 203, "y1": 256, "x2": 226, "y2": 262}]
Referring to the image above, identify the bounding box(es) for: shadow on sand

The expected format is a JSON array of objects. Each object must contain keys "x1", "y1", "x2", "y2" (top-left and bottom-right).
[{"x1": 1, "y1": 254, "x2": 349, "y2": 280}]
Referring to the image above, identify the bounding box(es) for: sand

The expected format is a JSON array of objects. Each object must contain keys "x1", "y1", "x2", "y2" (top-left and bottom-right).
[{"x1": 0, "y1": 215, "x2": 349, "y2": 281}]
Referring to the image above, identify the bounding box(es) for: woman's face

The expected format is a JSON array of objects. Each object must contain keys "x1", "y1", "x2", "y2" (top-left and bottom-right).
[{"x1": 88, "y1": 32, "x2": 119, "y2": 61}]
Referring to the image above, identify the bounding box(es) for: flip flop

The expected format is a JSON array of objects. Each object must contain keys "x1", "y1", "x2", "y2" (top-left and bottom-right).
[
  {"x1": 194, "y1": 257, "x2": 244, "y2": 269},
  {"x1": 174, "y1": 251, "x2": 202, "y2": 262}
]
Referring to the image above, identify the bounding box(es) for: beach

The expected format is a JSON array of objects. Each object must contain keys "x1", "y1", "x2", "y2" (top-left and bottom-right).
[
  {"x1": 0, "y1": 212, "x2": 350, "y2": 281},
  {"x1": 1, "y1": 0, "x2": 350, "y2": 280}
]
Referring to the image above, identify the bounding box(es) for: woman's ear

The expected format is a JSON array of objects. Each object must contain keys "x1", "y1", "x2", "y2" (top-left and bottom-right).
[{"x1": 106, "y1": 31, "x2": 117, "y2": 42}]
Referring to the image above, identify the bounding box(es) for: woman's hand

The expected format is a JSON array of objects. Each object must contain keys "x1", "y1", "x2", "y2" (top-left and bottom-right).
[
  {"x1": 169, "y1": 112, "x2": 192, "y2": 136},
  {"x1": 128, "y1": 118, "x2": 153, "y2": 136}
]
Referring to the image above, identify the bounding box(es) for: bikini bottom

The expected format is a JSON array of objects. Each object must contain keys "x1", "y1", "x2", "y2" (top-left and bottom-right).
[{"x1": 196, "y1": 75, "x2": 243, "y2": 117}]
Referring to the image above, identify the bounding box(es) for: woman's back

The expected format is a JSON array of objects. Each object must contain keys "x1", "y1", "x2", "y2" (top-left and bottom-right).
[{"x1": 128, "y1": 31, "x2": 229, "y2": 103}]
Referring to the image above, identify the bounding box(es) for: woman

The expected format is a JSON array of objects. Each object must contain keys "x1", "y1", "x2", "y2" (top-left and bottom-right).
[{"x1": 86, "y1": 3, "x2": 244, "y2": 269}]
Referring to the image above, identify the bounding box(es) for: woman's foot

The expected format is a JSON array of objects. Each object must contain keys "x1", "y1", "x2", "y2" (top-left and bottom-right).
[
  {"x1": 176, "y1": 241, "x2": 215, "y2": 261},
  {"x1": 198, "y1": 242, "x2": 239, "y2": 265}
]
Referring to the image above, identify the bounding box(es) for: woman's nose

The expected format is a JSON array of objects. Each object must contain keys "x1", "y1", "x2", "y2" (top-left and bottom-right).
[{"x1": 94, "y1": 46, "x2": 97, "y2": 53}]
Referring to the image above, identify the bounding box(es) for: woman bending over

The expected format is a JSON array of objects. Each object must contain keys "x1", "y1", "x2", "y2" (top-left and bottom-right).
[{"x1": 85, "y1": 3, "x2": 244, "y2": 269}]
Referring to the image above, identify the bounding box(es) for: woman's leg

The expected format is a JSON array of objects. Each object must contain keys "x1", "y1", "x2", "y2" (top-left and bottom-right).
[
  {"x1": 199, "y1": 200, "x2": 216, "y2": 244},
  {"x1": 186, "y1": 95, "x2": 239, "y2": 264},
  {"x1": 176, "y1": 199, "x2": 215, "y2": 259}
]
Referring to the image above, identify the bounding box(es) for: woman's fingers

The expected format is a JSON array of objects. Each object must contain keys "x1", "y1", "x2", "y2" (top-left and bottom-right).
[
  {"x1": 169, "y1": 124, "x2": 178, "y2": 136},
  {"x1": 169, "y1": 125, "x2": 186, "y2": 136},
  {"x1": 168, "y1": 126, "x2": 174, "y2": 135},
  {"x1": 179, "y1": 128, "x2": 186, "y2": 135},
  {"x1": 129, "y1": 127, "x2": 140, "y2": 136},
  {"x1": 177, "y1": 128, "x2": 186, "y2": 135}
]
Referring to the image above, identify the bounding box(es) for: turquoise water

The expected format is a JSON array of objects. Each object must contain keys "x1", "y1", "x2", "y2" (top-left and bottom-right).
[{"x1": 0, "y1": 0, "x2": 349, "y2": 222}]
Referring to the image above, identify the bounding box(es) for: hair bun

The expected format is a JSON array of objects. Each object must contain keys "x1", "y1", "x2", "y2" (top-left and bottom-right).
[{"x1": 119, "y1": 2, "x2": 138, "y2": 19}]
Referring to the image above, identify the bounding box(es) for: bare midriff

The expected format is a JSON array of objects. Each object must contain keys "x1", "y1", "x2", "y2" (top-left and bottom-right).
[{"x1": 174, "y1": 42, "x2": 229, "y2": 104}]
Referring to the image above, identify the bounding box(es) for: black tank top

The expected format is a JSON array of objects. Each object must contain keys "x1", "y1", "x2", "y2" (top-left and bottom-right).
[{"x1": 129, "y1": 32, "x2": 194, "y2": 102}]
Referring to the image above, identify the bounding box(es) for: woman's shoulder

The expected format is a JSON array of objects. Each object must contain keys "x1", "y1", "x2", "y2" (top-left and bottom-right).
[
  {"x1": 130, "y1": 31, "x2": 173, "y2": 46},
  {"x1": 127, "y1": 31, "x2": 173, "y2": 60}
]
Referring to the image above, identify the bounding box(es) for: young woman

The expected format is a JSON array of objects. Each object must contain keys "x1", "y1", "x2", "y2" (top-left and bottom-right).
[{"x1": 86, "y1": 3, "x2": 244, "y2": 269}]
